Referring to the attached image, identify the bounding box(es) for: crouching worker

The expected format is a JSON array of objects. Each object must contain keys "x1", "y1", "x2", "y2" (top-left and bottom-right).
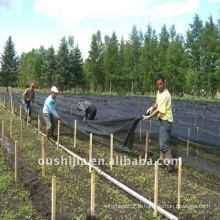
[
  {"x1": 43, "y1": 86, "x2": 60, "y2": 139},
  {"x1": 142, "y1": 74, "x2": 174, "y2": 172},
  {"x1": 78, "y1": 101, "x2": 97, "y2": 121},
  {"x1": 22, "y1": 82, "x2": 35, "y2": 121}
]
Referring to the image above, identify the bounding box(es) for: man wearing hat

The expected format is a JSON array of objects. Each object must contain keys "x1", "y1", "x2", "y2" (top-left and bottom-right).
[
  {"x1": 43, "y1": 86, "x2": 60, "y2": 139},
  {"x1": 78, "y1": 101, "x2": 97, "y2": 121},
  {"x1": 22, "y1": 82, "x2": 35, "y2": 121}
]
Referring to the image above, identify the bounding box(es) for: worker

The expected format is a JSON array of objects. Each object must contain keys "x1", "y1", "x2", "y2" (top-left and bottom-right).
[
  {"x1": 43, "y1": 86, "x2": 60, "y2": 139},
  {"x1": 78, "y1": 101, "x2": 97, "y2": 121},
  {"x1": 22, "y1": 82, "x2": 35, "y2": 121},
  {"x1": 143, "y1": 74, "x2": 174, "y2": 172}
]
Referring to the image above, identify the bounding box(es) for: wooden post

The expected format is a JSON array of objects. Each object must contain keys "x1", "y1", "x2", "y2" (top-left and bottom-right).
[
  {"x1": 57, "y1": 120, "x2": 60, "y2": 148},
  {"x1": 110, "y1": 133, "x2": 113, "y2": 171},
  {"x1": 15, "y1": 141, "x2": 18, "y2": 182},
  {"x1": 1, "y1": 120, "x2": 4, "y2": 152},
  {"x1": 139, "y1": 120, "x2": 142, "y2": 141},
  {"x1": 41, "y1": 136, "x2": 45, "y2": 177},
  {"x1": 91, "y1": 170, "x2": 95, "y2": 215},
  {"x1": 27, "y1": 109, "x2": 29, "y2": 125},
  {"x1": 196, "y1": 127, "x2": 199, "y2": 157},
  {"x1": 89, "y1": 133, "x2": 93, "y2": 173},
  {"x1": 74, "y1": 120, "x2": 77, "y2": 148},
  {"x1": 145, "y1": 131, "x2": 149, "y2": 161},
  {"x1": 177, "y1": 157, "x2": 182, "y2": 209},
  {"x1": 38, "y1": 114, "x2": 40, "y2": 133},
  {"x1": 10, "y1": 118, "x2": 12, "y2": 139},
  {"x1": 20, "y1": 120, "x2": 23, "y2": 149},
  {"x1": 3, "y1": 98, "x2": 5, "y2": 107},
  {"x1": 187, "y1": 128, "x2": 190, "y2": 156},
  {"x1": 154, "y1": 161, "x2": 159, "y2": 216},
  {"x1": 19, "y1": 105, "x2": 22, "y2": 120},
  {"x1": 13, "y1": 102, "x2": 15, "y2": 114},
  {"x1": 51, "y1": 176, "x2": 56, "y2": 220}
]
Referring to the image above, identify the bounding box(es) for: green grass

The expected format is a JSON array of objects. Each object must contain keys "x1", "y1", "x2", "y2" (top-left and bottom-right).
[{"x1": 0, "y1": 153, "x2": 41, "y2": 219}]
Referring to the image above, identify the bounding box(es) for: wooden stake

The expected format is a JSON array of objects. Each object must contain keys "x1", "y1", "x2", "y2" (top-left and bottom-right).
[
  {"x1": 154, "y1": 161, "x2": 159, "y2": 216},
  {"x1": 3, "y1": 98, "x2": 5, "y2": 107},
  {"x1": 15, "y1": 141, "x2": 18, "y2": 182},
  {"x1": 27, "y1": 109, "x2": 29, "y2": 125},
  {"x1": 41, "y1": 136, "x2": 45, "y2": 177},
  {"x1": 139, "y1": 120, "x2": 142, "y2": 141},
  {"x1": 145, "y1": 131, "x2": 149, "y2": 161},
  {"x1": 74, "y1": 120, "x2": 77, "y2": 148},
  {"x1": 10, "y1": 118, "x2": 12, "y2": 139},
  {"x1": 177, "y1": 157, "x2": 182, "y2": 209},
  {"x1": 51, "y1": 176, "x2": 56, "y2": 220},
  {"x1": 38, "y1": 114, "x2": 40, "y2": 133},
  {"x1": 1, "y1": 120, "x2": 4, "y2": 152},
  {"x1": 91, "y1": 170, "x2": 95, "y2": 215},
  {"x1": 13, "y1": 102, "x2": 15, "y2": 114},
  {"x1": 19, "y1": 105, "x2": 22, "y2": 120},
  {"x1": 89, "y1": 133, "x2": 93, "y2": 173},
  {"x1": 110, "y1": 133, "x2": 113, "y2": 171},
  {"x1": 57, "y1": 120, "x2": 60, "y2": 148},
  {"x1": 20, "y1": 120, "x2": 23, "y2": 149},
  {"x1": 187, "y1": 128, "x2": 190, "y2": 156}
]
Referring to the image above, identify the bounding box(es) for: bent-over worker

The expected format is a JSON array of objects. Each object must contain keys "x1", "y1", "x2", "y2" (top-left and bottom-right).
[{"x1": 78, "y1": 101, "x2": 97, "y2": 121}]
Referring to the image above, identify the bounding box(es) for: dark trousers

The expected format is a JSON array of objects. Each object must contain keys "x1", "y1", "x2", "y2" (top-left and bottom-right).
[
  {"x1": 86, "y1": 105, "x2": 97, "y2": 120},
  {"x1": 24, "y1": 100, "x2": 32, "y2": 117}
]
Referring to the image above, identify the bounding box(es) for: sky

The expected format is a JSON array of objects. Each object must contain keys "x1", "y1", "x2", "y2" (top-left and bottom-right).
[{"x1": 0, "y1": 0, "x2": 219, "y2": 59}]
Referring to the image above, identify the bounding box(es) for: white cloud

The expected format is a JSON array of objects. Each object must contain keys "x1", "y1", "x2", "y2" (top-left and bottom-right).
[
  {"x1": 34, "y1": 0, "x2": 153, "y2": 25},
  {"x1": 149, "y1": 0, "x2": 200, "y2": 20},
  {"x1": 34, "y1": 0, "x2": 201, "y2": 25}
]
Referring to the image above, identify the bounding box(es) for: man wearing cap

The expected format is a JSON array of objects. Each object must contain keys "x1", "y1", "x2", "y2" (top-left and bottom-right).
[
  {"x1": 143, "y1": 74, "x2": 174, "y2": 172},
  {"x1": 78, "y1": 101, "x2": 97, "y2": 121},
  {"x1": 22, "y1": 82, "x2": 35, "y2": 121},
  {"x1": 43, "y1": 86, "x2": 60, "y2": 139}
]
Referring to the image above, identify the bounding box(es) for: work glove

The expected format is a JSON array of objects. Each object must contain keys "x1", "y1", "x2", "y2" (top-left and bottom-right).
[
  {"x1": 146, "y1": 107, "x2": 153, "y2": 115},
  {"x1": 142, "y1": 115, "x2": 150, "y2": 120}
]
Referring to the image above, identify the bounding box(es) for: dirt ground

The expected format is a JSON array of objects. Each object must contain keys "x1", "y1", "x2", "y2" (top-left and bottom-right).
[{"x1": 0, "y1": 103, "x2": 220, "y2": 219}]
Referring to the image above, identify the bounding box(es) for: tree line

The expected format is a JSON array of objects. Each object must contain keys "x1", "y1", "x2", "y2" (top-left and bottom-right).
[{"x1": 0, "y1": 14, "x2": 219, "y2": 97}]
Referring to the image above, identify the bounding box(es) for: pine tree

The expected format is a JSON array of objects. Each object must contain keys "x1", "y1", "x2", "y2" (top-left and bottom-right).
[
  {"x1": 0, "y1": 36, "x2": 18, "y2": 90},
  {"x1": 56, "y1": 37, "x2": 70, "y2": 91},
  {"x1": 139, "y1": 24, "x2": 158, "y2": 93},
  {"x1": 165, "y1": 32, "x2": 188, "y2": 95},
  {"x1": 127, "y1": 25, "x2": 143, "y2": 93},
  {"x1": 186, "y1": 14, "x2": 203, "y2": 94},
  {"x1": 201, "y1": 16, "x2": 219, "y2": 97},
  {"x1": 87, "y1": 31, "x2": 104, "y2": 91},
  {"x1": 41, "y1": 46, "x2": 56, "y2": 87},
  {"x1": 103, "y1": 31, "x2": 119, "y2": 91},
  {"x1": 157, "y1": 25, "x2": 170, "y2": 75}
]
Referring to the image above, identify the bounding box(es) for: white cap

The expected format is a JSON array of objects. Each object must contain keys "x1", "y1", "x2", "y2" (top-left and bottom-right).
[{"x1": 51, "y1": 86, "x2": 59, "y2": 93}]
